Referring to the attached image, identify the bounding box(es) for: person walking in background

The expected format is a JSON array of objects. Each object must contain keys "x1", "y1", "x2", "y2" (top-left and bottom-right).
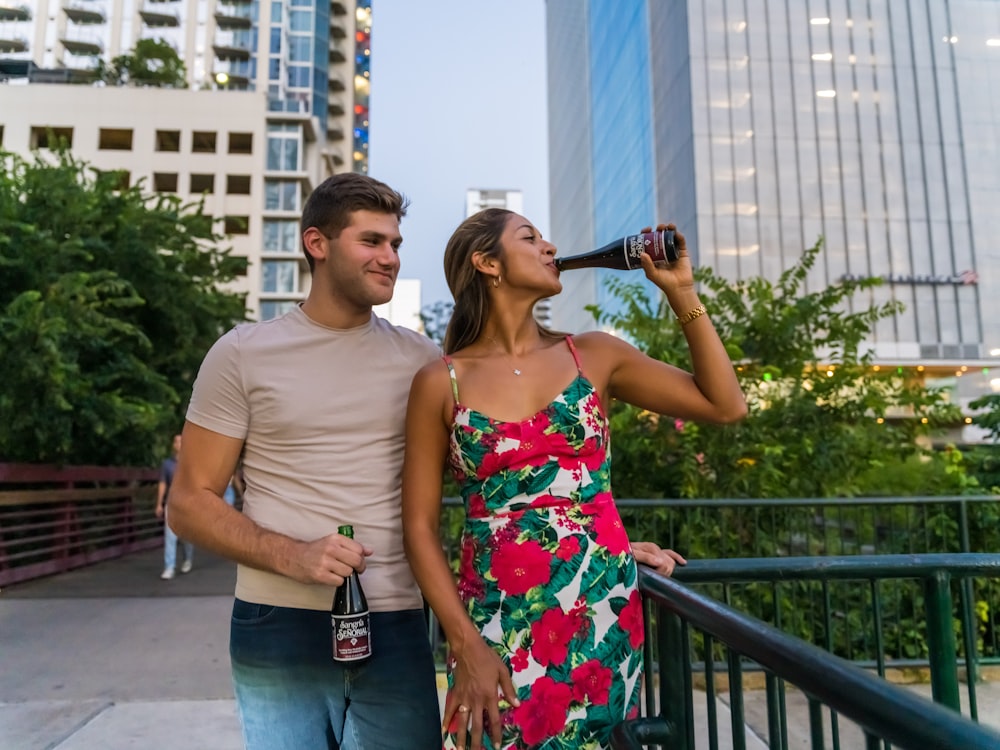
[
  {"x1": 155, "y1": 433, "x2": 194, "y2": 580},
  {"x1": 166, "y1": 173, "x2": 442, "y2": 750},
  {"x1": 402, "y1": 209, "x2": 747, "y2": 749}
]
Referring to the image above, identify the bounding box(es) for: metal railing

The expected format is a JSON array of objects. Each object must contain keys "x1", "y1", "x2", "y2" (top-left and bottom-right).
[
  {"x1": 0, "y1": 463, "x2": 160, "y2": 587},
  {"x1": 615, "y1": 554, "x2": 1000, "y2": 750}
]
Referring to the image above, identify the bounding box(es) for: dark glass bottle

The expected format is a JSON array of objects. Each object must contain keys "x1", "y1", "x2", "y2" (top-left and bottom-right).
[
  {"x1": 554, "y1": 228, "x2": 677, "y2": 272},
  {"x1": 331, "y1": 525, "x2": 372, "y2": 663}
]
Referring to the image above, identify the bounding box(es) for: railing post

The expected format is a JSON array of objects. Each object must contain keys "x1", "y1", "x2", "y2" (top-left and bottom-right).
[
  {"x1": 657, "y1": 609, "x2": 692, "y2": 750},
  {"x1": 924, "y1": 571, "x2": 961, "y2": 712},
  {"x1": 958, "y1": 499, "x2": 980, "y2": 692}
]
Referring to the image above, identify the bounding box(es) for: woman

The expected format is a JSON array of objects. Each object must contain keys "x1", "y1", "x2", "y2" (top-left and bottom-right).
[{"x1": 402, "y1": 209, "x2": 747, "y2": 749}]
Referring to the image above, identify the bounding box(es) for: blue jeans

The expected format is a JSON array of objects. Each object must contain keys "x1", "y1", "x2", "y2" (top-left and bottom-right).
[
  {"x1": 163, "y1": 508, "x2": 194, "y2": 571},
  {"x1": 230, "y1": 601, "x2": 441, "y2": 750}
]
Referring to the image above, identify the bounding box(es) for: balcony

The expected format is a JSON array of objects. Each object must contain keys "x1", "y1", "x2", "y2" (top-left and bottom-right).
[
  {"x1": 329, "y1": 20, "x2": 346, "y2": 39},
  {"x1": 330, "y1": 1, "x2": 346, "y2": 15},
  {"x1": 212, "y1": 60, "x2": 250, "y2": 86},
  {"x1": 328, "y1": 39, "x2": 345, "y2": 63},
  {"x1": 212, "y1": 38, "x2": 251, "y2": 61},
  {"x1": 61, "y1": 36, "x2": 103, "y2": 55},
  {"x1": 0, "y1": 34, "x2": 28, "y2": 52},
  {"x1": 138, "y1": 6, "x2": 179, "y2": 26},
  {"x1": 63, "y1": 1, "x2": 106, "y2": 24},
  {"x1": 326, "y1": 125, "x2": 344, "y2": 142},
  {"x1": 214, "y1": 5, "x2": 252, "y2": 30},
  {"x1": 0, "y1": 2, "x2": 31, "y2": 21},
  {"x1": 327, "y1": 73, "x2": 344, "y2": 91},
  {"x1": 327, "y1": 97, "x2": 344, "y2": 116}
]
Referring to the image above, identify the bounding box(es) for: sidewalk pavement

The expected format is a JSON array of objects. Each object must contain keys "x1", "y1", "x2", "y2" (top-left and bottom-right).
[{"x1": 2, "y1": 548, "x2": 998, "y2": 749}]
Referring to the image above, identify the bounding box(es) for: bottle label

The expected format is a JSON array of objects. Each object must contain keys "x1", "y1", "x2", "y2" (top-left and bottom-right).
[
  {"x1": 332, "y1": 611, "x2": 372, "y2": 662},
  {"x1": 627, "y1": 230, "x2": 677, "y2": 268}
]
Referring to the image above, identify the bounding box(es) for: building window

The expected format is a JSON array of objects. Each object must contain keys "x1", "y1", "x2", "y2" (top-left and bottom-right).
[
  {"x1": 263, "y1": 219, "x2": 300, "y2": 252},
  {"x1": 192, "y1": 131, "x2": 217, "y2": 153},
  {"x1": 190, "y1": 173, "x2": 215, "y2": 193},
  {"x1": 226, "y1": 175, "x2": 252, "y2": 194},
  {"x1": 287, "y1": 65, "x2": 310, "y2": 88},
  {"x1": 260, "y1": 300, "x2": 297, "y2": 320},
  {"x1": 98, "y1": 128, "x2": 133, "y2": 151},
  {"x1": 264, "y1": 180, "x2": 300, "y2": 211},
  {"x1": 262, "y1": 260, "x2": 298, "y2": 293},
  {"x1": 266, "y1": 130, "x2": 301, "y2": 171},
  {"x1": 156, "y1": 130, "x2": 181, "y2": 152},
  {"x1": 153, "y1": 172, "x2": 179, "y2": 192},
  {"x1": 289, "y1": 9, "x2": 311, "y2": 31},
  {"x1": 30, "y1": 126, "x2": 73, "y2": 149},
  {"x1": 228, "y1": 132, "x2": 253, "y2": 154},
  {"x1": 224, "y1": 215, "x2": 250, "y2": 235}
]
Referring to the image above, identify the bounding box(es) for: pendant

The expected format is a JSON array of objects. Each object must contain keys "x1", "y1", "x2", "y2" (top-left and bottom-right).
[{"x1": 513, "y1": 368, "x2": 522, "y2": 376}]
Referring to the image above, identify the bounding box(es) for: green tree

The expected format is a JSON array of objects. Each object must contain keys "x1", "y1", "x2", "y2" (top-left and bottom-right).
[
  {"x1": 0, "y1": 148, "x2": 246, "y2": 466},
  {"x1": 95, "y1": 39, "x2": 188, "y2": 88},
  {"x1": 593, "y1": 239, "x2": 963, "y2": 504},
  {"x1": 969, "y1": 393, "x2": 1000, "y2": 443}
]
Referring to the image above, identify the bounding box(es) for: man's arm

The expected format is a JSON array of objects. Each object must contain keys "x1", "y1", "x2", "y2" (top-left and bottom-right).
[
  {"x1": 155, "y1": 475, "x2": 167, "y2": 519},
  {"x1": 168, "y1": 420, "x2": 369, "y2": 587}
]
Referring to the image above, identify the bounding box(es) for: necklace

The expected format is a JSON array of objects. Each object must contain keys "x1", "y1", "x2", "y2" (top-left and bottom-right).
[{"x1": 487, "y1": 336, "x2": 523, "y2": 376}]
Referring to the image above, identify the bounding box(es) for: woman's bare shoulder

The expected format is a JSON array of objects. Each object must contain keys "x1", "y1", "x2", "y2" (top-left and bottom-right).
[{"x1": 571, "y1": 330, "x2": 630, "y2": 352}]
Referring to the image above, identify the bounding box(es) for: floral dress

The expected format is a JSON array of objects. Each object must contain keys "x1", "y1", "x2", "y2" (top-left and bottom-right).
[{"x1": 442, "y1": 336, "x2": 643, "y2": 750}]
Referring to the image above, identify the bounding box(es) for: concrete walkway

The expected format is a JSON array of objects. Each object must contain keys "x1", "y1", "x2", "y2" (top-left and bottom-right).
[{"x1": 2, "y1": 549, "x2": 998, "y2": 749}]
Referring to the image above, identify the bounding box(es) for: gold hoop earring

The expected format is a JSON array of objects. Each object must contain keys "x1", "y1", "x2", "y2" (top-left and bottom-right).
[{"x1": 492, "y1": 275, "x2": 501, "y2": 289}]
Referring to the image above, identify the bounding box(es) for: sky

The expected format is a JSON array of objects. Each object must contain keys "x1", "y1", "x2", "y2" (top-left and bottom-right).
[{"x1": 367, "y1": 0, "x2": 550, "y2": 307}]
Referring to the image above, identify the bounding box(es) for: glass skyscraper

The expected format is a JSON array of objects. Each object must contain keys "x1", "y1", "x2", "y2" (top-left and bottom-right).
[{"x1": 546, "y1": 0, "x2": 1000, "y2": 421}]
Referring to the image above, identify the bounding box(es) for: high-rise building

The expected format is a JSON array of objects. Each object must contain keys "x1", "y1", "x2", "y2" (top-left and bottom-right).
[
  {"x1": 546, "y1": 0, "x2": 1000, "y2": 438},
  {"x1": 0, "y1": 0, "x2": 374, "y2": 321}
]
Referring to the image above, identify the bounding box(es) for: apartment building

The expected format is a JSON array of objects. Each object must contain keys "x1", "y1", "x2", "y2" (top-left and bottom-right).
[{"x1": 0, "y1": 0, "x2": 374, "y2": 320}]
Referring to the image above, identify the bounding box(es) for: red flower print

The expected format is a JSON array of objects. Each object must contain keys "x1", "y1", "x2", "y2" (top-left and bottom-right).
[
  {"x1": 571, "y1": 659, "x2": 613, "y2": 705},
  {"x1": 513, "y1": 676, "x2": 573, "y2": 745},
  {"x1": 511, "y1": 647, "x2": 529, "y2": 672},
  {"x1": 492, "y1": 540, "x2": 552, "y2": 595},
  {"x1": 467, "y1": 493, "x2": 487, "y2": 518},
  {"x1": 592, "y1": 507, "x2": 631, "y2": 555},
  {"x1": 479, "y1": 449, "x2": 508, "y2": 478},
  {"x1": 530, "y1": 607, "x2": 581, "y2": 667},
  {"x1": 617, "y1": 589, "x2": 645, "y2": 650},
  {"x1": 556, "y1": 535, "x2": 580, "y2": 561},
  {"x1": 456, "y1": 538, "x2": 485, "y2": 601}
]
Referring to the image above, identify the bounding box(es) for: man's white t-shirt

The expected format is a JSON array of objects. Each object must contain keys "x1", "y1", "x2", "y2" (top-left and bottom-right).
[{"x1": 186, "y1": 305, "x2": 440, "y2": 612}]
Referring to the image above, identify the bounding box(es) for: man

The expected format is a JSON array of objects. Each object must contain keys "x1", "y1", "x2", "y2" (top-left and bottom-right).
[
  {"x1": 154, "y1": 433, "x2": 193, "y2": 580},
  {"x1": 168, "y1": 173, "x2": 442, "y2": 749}
]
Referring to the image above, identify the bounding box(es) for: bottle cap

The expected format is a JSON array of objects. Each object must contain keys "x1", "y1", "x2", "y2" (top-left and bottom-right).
[{"x1": 338, "y1": 525, "x2": 354, "y2": 538}]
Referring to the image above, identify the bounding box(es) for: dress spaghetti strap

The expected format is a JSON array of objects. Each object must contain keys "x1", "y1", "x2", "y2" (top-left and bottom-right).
[
  {"x1": 442, "y1": 355, "x2": 460, "y2": 403},
  {"x1": 565, "y1": 335, "x2": 583, "y2": 373}
]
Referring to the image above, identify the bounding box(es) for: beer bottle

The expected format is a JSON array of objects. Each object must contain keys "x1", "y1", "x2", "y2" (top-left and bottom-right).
[
  {"x1": 331, "y1": 525, "x2": 372, "y2": 663},
  {"x1": 555, "y1": 228, "x2": 677, "y2": 272}
]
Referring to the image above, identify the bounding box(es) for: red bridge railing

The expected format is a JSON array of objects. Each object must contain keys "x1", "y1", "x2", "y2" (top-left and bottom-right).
[{"x1": 0, "y1": 463, "x2": 161, "y2": 587}]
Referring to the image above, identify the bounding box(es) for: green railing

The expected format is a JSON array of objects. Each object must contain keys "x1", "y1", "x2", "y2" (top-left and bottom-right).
[
  {"x1": 610, "y1": 495, "x2": 1000, "y2": 559},
  {"x1": 617, "y1": 554, "x2": 1000, "y2": 750}
]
